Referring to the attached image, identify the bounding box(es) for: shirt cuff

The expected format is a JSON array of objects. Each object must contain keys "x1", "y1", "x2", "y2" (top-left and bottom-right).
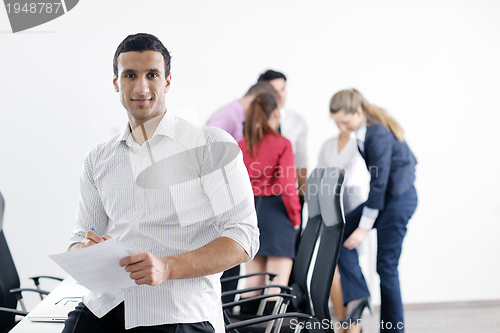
[{"x1": 358, "y1": 206, "x2": 379, "y2": 230}]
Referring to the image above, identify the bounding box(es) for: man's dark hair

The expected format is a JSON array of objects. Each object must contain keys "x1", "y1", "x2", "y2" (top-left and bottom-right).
[
  {"x1": 257, "y1": 69, "x2": 286, "y2": 82},
  {"x1": 113, "y1": 33, "x2": 171, "y2": 78}
]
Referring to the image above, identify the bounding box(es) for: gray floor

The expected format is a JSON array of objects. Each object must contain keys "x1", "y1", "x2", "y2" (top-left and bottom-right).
[{"x1": 330, "y1": 301, "x2": 500, "y2": 333}]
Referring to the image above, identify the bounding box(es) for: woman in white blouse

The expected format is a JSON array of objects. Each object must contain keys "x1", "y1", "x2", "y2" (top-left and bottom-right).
[{"x1": 317, "y1": 128, "x2": 370, "y2": 323}]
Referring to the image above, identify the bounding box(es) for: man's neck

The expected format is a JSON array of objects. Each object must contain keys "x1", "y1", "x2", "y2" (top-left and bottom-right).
[
  {"x1": 129, "y1": 112, "x2": 166, "y2": 146},
  {"x1": 239, "y1": 96, "x2": 254, "y2": 112}
]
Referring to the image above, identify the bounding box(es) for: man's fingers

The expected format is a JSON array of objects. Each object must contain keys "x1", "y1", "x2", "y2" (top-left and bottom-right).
[
  {"x1": 120, "y1": 252, "x2": 148, "y2": 267},
  {"x1": 84, "y1": 230, "x2": 103, "y2": 244}
]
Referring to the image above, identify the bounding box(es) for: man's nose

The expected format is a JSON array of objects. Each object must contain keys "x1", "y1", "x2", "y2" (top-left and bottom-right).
[{"x1": 134, "y1": 77, "x2": 149, "y2": 95}]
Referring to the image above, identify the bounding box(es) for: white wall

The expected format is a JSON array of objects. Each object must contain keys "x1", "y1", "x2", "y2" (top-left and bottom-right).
[{"x1": 1, "y1": 0, "x2": 499, "y2": 310}]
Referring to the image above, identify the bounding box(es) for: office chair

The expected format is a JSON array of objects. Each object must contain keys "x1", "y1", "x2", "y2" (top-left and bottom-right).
[
  {"x1": 221, "y1": 168, "x2": 326, "y2": 319},
  {"x1": 0, "y1": 191, "x2": 62, "y2": 333},
  {"x1": 225, "y1": 167, "x2": 345, "y2": 333}
]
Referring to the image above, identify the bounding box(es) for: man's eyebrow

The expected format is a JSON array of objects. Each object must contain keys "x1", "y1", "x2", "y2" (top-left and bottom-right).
[
  {"x1": 147, "y1": 68, "x2": 161, "y2": 72},
  {"x1": 121, "y1": 69, "x2": 137, "y2": 75}
]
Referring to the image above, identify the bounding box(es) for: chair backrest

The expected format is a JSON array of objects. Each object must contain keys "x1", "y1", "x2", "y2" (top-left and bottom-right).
[
  {"x1": 289, "y1": 168, "x2": 325, "y2": 313},
  {"x1": 308, "y1": 167, "x2": 345, "y2": 333},
  {"x1": 0, "y1": 191, "x2": 21, "y2": 332}
]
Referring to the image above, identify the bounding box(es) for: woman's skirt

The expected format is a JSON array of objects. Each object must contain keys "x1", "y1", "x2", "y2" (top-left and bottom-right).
[{"x1": 255, "y1": 195, "x2": 299, "y2": 259}]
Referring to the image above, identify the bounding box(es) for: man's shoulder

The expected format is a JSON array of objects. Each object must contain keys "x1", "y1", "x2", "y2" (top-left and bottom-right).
[
  {"x1": 202, "y1": 125, "x2": 238, "y2": 144},
  {"x1": 283, "y1": 108, "x2": 306, "y2": 122},
  {"x1": 86, "y1": 134, "x2": 123, "y2": 160},
  {"x1": 282, "y1": 108, "x2": 307, "y2": 130}
]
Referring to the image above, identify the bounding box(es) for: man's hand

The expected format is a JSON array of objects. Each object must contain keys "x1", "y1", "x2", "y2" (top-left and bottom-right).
[
  {"x1": 343, "y1": 227, "x2": 368, "y2": 250},
  {"x1": 120, "y1": 252, "x2": 168, "y2": 286},
  {"x1": 70, "y1": 230, "x2": 111, "y2": 250}
]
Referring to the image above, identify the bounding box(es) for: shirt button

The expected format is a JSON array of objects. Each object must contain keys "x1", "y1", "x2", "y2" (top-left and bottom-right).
[
  {"x1": 137, "y1": 204, "x2": 142, "y2": 209},
  {"x1": 126, "y1": 288, "x2": 131, "y2": 293},
  {"x1": 131, "y1": 226, "x2": 136, "y2": 231},
  {"x1": 135, "y1": 248, "x2": 140, "y2": 252}
]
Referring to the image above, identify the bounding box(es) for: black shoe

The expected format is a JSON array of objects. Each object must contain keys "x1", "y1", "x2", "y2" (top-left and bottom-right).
[{"x1": 340, "y1": 297, "x2": 372, "y2": 325}]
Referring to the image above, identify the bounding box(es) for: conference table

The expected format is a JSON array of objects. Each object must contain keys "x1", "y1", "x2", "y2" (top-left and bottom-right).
[
  {"x1": 10, "y1": 276, "x2": 225, "y2": 333},
  {"x1": 10, "y1": 277, "x2": 88, "y2": 333}
]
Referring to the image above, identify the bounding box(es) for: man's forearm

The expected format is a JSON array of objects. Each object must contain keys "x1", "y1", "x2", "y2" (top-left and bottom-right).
[{"x1": 162, "y1": 237, "x2": 249, "y2": 280}]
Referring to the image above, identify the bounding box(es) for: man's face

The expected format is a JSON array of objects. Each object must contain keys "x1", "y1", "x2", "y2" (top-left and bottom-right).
[
  {"x1": 113, "y1": 51, "x2": 171, "y2": 126},
  {"x1": 269, "y1": 78, "x2": 287, "y2": 109}
]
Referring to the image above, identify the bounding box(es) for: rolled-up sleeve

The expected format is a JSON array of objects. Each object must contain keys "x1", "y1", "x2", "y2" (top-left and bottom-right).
[
  {"x1": 200, "y1": 128, "x2": 260, "y2": 261},
  {"x1": 68, "y1": 149, "x2": 109, "y2": 250}
]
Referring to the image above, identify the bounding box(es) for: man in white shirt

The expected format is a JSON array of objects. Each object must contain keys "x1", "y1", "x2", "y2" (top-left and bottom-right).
[
  {"x1": 63, "y1": 33, "x2": 259, "y2": 333},
  {"x1": 257, "y1": 70, "x2": 308, "y2": 214}
]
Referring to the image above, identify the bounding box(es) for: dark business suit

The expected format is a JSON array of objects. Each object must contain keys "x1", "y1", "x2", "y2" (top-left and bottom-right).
[{"x1": 338, "y1": 124, "x2": 418, "y2": 332}]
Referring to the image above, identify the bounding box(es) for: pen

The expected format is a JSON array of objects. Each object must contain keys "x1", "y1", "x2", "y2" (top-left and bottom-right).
[{"x1": 91, "y1": 227, "x2": 99, "y2": 235}]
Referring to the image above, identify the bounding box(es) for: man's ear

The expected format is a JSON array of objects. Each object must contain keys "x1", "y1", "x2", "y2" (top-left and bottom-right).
[
  {"x1": 164, "y1": 73, "x2": 172, "y2": 93},
  {"x1": 113, "y1": 75, "x2": 119, "y2": 92}
]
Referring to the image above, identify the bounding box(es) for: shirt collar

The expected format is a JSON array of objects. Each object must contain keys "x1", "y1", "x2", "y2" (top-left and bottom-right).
[
  {"x1": 113, "y1": 112, "x2": 177, "y2": 146},
  {"x1": 355, "y1": 118, "x2": 367, "y2": 143}
]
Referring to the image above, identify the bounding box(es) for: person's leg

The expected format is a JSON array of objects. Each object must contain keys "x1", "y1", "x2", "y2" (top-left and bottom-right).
[
  {"x1": 265, "y1": 256, "x2": 294, "y2": 297},
  {"x1": 330, "y1": 266, "x2": 346, "y2": 320},
  {"x1": 337, "y1": 204, "x2": 370, "y2": 305},
  {"x1": 62, "y1": 302, "x2": 125, "y2": 333},
  {"x1": 375, "y1": 187, "x2": 417, "y2": 333},
  {"x1": 240, "y1": 256, "x2": 267, "y2": 298}
]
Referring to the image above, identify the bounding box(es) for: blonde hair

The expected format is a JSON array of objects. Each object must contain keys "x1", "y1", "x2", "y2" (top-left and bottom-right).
[{"x1": 329, "y1": 88, "x2": 404, "y2": 142}]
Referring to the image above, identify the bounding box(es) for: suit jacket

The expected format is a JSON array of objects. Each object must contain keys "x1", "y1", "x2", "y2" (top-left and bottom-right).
[{"x1": 362, "y1": 124, "x2": 416, "y2": 210}]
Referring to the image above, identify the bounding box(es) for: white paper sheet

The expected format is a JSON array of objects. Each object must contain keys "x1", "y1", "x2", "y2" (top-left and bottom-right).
[{"x1": 49, "y1": 239, "x2": 136, "y2": 295}]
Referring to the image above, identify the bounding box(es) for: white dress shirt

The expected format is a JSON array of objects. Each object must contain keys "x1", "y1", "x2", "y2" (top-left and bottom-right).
[
  {"x1": 280, "y1": 108, "x2": 308, "y2": 170},
  {"x1": 69, "y1": 112, "x2": 259, "y2": 330}
]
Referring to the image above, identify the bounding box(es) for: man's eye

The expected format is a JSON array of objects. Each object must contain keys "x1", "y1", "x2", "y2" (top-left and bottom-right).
[
  {"x1": 148, "y1": 73, "x2": 159, "y2": 78},
  {"x1": 124, "y1": 74, "x2": 134, "y2": 78}
]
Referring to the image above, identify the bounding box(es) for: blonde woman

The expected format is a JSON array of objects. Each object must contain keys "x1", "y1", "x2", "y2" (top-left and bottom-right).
[{"x1": 329, "y1": 89, "x2": 417, "y2": 333}]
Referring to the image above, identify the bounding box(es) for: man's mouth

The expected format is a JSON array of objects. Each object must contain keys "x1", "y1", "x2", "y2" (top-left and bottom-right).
[{"x1": 132, "y1": 98, "x2": 151, "y2": 104}]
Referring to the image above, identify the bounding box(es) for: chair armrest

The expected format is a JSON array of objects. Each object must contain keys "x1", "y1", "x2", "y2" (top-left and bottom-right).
[
  {"x1": 10, "y1": 288, "x2": 50, "y2": 299},
  {"x1": 0, "y1": 306, "x2": 28, "y2": 316},
  {"x1": 29, "y1": 275, "x2": 63, "y2": 287},
  {"x1": 221, "y1": 272, "x2": 278, "y2": 284},
  {"x1": 222, "y1": 284, "x2": 292, "y2": 297},
  {"x1": 222, "y1": 293, "x2": 296, "y2": 309},
  {"x1": 226, "y1": 312, "x2": 316, "y2": 332}
]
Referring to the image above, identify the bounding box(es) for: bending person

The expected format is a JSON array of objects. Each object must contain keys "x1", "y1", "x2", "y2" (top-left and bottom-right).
[
  {"x1": 330, "y1": 89, "x2": 417, "y2": 333},
  {"x1": 238, "y1": 92, "x2": 301, "y2": 313}
]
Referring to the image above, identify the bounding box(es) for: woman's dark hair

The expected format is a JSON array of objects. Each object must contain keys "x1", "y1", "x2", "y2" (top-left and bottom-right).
[
  {"x1": 244, "y1": 93, "x2": 279, "y2": 157},
  {"x1": 113, "y1": 33, "x2": 171, "y2": 78},
  {"x1": 257, "y1": 69, "x2": 286, "y2": 82}
]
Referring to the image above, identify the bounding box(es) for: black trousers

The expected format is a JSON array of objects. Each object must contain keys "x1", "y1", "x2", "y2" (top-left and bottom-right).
[{"x1": 62, "y1": 302, "x2": 215, "y2": 333}]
